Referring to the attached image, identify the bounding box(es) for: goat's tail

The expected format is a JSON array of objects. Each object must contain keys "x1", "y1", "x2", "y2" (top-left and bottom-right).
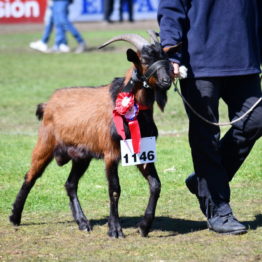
[{"x1": 35, "y1": 103, "x2": 46, "y2": 120}]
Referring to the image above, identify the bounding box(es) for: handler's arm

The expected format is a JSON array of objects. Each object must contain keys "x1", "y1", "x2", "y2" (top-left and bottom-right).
[{"x1": 157, "y1": 0, "x2": 188, "y2": 64}]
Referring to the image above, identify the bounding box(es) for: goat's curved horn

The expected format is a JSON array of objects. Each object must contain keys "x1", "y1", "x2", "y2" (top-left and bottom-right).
[
  {"x1": 98, "y1": 34, "x2": 149, "y2": 51},
  {"x1": 147, "y1": 30, "x2": 160, "y2": 44}
]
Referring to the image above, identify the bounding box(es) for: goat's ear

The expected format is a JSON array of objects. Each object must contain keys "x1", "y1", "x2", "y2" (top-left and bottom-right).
[
  {"x1": 126, "y1": 48, "x2": 141, "y2": 65},
  {"x1": 163, "y1": 42, "x2": 182, "y2": 55}
]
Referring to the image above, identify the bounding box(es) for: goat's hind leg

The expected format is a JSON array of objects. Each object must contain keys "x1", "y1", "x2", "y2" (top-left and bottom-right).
[
  {"x1": 65, "y1": 158, "x2": 92, "y2": 232},
  {"x1": 137, "y1": 163, "x2": 161, "y2": 237},
  {"x1": 10, "y1": 138, "x2": 54, "y2": 226}
]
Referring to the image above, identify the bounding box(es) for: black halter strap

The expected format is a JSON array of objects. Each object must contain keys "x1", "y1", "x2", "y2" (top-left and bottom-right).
[
  {"x1": 122, "y1": 78, "x2": 136, "y2": 93},
  {"x1": 122, "y1": 59, "x2": 170, "y2": 91},
  {"x1": 143, "y1": 60, "x2": 170, "y2": 82}
]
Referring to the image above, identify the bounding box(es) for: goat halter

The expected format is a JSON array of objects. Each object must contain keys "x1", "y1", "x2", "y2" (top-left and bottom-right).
[
  {"x1": 143, "y1": 60, "x2": 171, "y2": 82},
  {"x1": 131, "y1": 60, "x2": 171, "y2": 88}
]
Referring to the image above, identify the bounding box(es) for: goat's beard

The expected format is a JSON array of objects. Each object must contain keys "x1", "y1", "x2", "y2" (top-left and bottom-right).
[{"x1": 155, "y1": 89, "x2": 167, "y2": 112}]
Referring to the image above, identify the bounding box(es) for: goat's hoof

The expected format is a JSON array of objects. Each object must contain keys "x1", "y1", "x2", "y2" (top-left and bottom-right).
[
  {"x1": 108, "y1": 229, "x2": 125, "y2": 239},
  {"x1": 138, "y1": 222, "x2": 150, "y2": 237},
  {"x1": 9, "y1": 214, "x2": 21, "y2": 226},
  {"x1": 76, "y1": 216, "x2": 92, "y2": 232},
  {"x1": 78, "y1": 222, "x2": 92, "y2": 232}
]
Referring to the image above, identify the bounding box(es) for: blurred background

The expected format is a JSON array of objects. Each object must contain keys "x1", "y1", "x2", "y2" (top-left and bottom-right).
[{"x1": 0, "y1": 0, "x2": 158, "y2": 24}]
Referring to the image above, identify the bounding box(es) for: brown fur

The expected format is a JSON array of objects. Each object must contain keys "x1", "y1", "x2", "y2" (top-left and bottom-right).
[{"x1": 32, "y1": 85, "x2": 120, "y2": 177}]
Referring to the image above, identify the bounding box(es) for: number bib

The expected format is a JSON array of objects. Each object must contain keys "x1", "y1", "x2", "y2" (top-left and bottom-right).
[{"x1": 120, "y1": 136, "x2": 156, "y2": 166}]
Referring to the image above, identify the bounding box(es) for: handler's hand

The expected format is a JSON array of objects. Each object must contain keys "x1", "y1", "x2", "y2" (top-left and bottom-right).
[
  {"x1": 172, "y1": 63, "x2": 188, "y2": 79},
  {"x1": 172, "y1": 62, "x2": 180, "y2": 78}
]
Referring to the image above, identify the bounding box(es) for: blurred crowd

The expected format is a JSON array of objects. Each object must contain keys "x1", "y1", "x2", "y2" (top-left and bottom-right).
[{"x1": 29, "y1": 0, "x2": 134, "y2": 54}]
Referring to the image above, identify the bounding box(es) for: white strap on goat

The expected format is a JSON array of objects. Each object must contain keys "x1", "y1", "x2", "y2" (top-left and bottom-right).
[{"x1": 173, "y1": 74, "x2": 262, "y2": 127}]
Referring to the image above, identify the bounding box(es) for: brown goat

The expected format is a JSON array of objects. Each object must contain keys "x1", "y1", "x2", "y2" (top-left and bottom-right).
[{"x1": 10, "y1": 31, "x2": 179, "y2": 238}]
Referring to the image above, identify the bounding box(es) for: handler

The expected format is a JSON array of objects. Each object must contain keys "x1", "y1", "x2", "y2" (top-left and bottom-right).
[{"x1": 158, "y1": 0, "x2": 262, "y2": 234}]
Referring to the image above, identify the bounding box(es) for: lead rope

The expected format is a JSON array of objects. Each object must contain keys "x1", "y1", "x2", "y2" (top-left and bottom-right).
[{"x1": 173, "y1": 76, "x2": 262, "y2": 127}]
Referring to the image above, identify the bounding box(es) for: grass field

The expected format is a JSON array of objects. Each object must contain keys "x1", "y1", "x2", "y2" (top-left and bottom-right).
[{"x1": 0, "y1": 22, "x2": 261, "y2": 262}]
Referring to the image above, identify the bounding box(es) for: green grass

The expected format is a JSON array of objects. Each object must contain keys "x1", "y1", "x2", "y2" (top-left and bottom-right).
[{"x1": 0, "y1": 24, "x2": 261, "y2": 262}]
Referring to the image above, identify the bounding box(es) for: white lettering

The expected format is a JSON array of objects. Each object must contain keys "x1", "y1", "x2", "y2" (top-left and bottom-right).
[
  {"x1": 0, "y1": 2, "x2": 4, "y2": 17},
  {"x1": 5, "y1": 0, "x2": 11, "y2": 17},
  {"x1": 11, "y1": 1, "x2": 24, "y2": 18},
  {"x1": 0, "y1": 0, "x2": 39, "y2": 18},
  {"x1": 25, "y1": 1, "x2": 39, "y2": 17}
]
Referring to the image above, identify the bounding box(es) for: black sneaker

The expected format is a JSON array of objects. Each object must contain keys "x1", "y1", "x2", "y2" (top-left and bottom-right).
[
  {"x1": 208, "y1": 213, "x2": 247, "y2": 235},
  {"x1": 185, "y1": 173, "x2": 206, "y2": 216}
]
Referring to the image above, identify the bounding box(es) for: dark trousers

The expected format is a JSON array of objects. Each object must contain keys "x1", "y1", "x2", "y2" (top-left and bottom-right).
[
  {"x1": 104, "y1": 0, "x2": 114, "y2": 21},
  {"x1": 180, "y1": 74, "x2": 262, "y2": 216},
  {"x1": 119, "y1": 0, "x2": 133, "y2": 22}
]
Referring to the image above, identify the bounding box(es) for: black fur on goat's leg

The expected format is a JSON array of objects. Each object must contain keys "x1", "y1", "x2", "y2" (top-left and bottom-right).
[
  {"x1": 9, "y1": 157, "x2": 52, "y2": 225},
  {"x1": 65, "y1": 158, "x2": 92, "y2": 231},
  {"x1": 136, "y1": 163, "x2": 161, "y2": 237},
  {"x1": 10, "y1": 133, "x2": 54, "y2": 226},
  {"x1": 9, "y1": 179, "x2": 35, "y2": 225},
  {"x1": 105, "y1": 159, "x2": 124, "y2": 238}
]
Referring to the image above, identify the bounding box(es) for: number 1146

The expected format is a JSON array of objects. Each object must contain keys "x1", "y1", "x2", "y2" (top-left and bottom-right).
[{"x1": 123, "y1": 150, "x2": 155, "y2": 164}]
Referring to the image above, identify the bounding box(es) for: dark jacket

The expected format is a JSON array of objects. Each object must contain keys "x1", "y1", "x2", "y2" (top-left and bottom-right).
[{"x1": 158, "y1": 0, "x2": 262, "y2": 77}]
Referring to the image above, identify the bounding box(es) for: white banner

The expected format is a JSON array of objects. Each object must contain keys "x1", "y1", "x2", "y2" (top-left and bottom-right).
[{"x1": 69, "y1": 0, "x2": 159, "y2": 22}]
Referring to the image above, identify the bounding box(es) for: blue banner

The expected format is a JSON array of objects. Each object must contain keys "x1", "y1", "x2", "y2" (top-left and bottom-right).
[{"x1": 69, "y1": 0, "x2": 159, "y2": 22}]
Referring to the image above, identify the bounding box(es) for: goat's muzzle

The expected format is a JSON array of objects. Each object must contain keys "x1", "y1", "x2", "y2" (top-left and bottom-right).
[
  {"x1": 144, "y1": 60, "x2": 172, "y2": 90},
  {"x1": 158, "y1": 77, "x2": 172, "y2": 90},
  {"x1": 157, "y1": 62, "x2": 173, "y2": 90}
]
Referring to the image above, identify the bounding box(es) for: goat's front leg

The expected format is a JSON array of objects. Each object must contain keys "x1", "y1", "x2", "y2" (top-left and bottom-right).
[
  {"x1": 65, "y1": 158, "x2": 91, "y2": 232},
  {"x1": 105, "y1": 159, "x2": 124, "y2": 238},
  {"x1": 137, "y1": 163, "x2": 161, "y2": 237}
]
